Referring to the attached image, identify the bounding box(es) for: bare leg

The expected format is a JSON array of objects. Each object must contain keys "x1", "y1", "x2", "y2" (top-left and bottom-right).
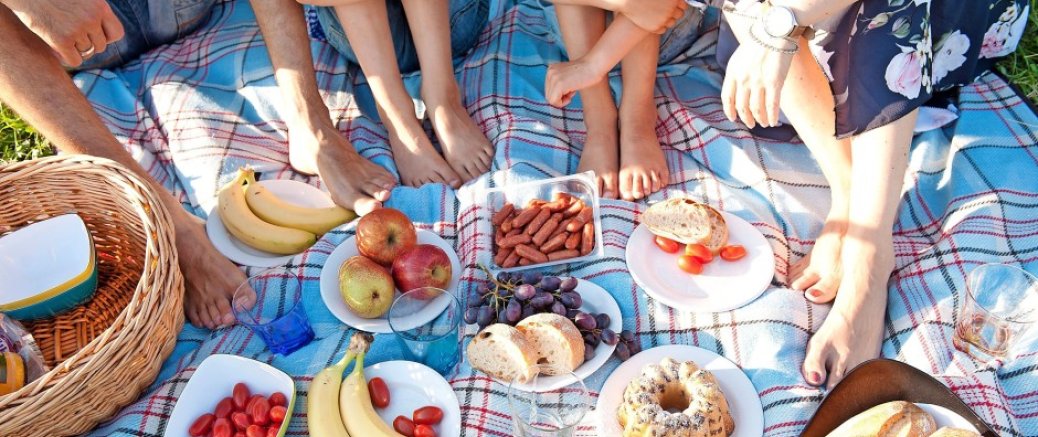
[
  {"x1": 802, "y1": 109, "x2": 916, "y2": 389},
  {"x1": 778, "y1": 36, "x2": 852, "y2": 303},
  {"x1": 333, "y1": 0, "x2": 461, "y2": 188},
  {"x1": 555, "y1": 4, "x2": 620, "y2": 199},
  {"x1": 399, "y1": 0, "x2": 493, "y2": 183},
  {"x1": 0, "y1": 8, "x2": 245, "y2": 329},
  {"x1": 617, "y1": 33, "x2": 667, "y2": 201}
]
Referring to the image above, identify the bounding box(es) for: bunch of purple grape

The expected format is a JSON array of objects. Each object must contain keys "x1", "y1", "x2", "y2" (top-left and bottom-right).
[
  {"x1": 465, "y1": 266, "x2": 638, "y2": 362},
  {"x1": 613, "y1": 330, "x2": 641, "y2": 361}
]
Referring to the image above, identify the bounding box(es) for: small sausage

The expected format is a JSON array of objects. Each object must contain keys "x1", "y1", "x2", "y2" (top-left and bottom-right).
[
  {"x1": 532, "y1": 213, "x2": 562, "y2": 246},
  {"x1": 551, "y1": 218, "x2": 573, "y2": 238},
  {"x1": 524, "y1": 207, "x2": 551, "y2": 236},
  {"x1": 540, "y1": 233, "x2": 568, "y2": 253},
  {"x1": 501, "y1": 217, "x2": 514, "y2": 233},
  {"x1": 526, "y1": 199, "x2": 547, "y2": 209},
  {"x1": 514, "y1": 244, "x2": 549, "y2": 264},
  {"x1": 492, "y1": 203, "x2": 515, "y2": 226},
  {"x1": 494, "y1": 247, "x2": 513, "y2": 266},
  {"x1": 498, "y1": 233, "x2": 532, "y2": 248},
  {"x1": 505, "y1": 228, "x2": 523, "y2": 238},
  {"x1": 564, "y1": 232, "x2": 581, "y2": 250},
  {"x1": 566, "y1": 207, "x2": 593, "y2": 232},
  {"x1": 580, "y1": 223, "x2": 595, "y2": 255},
  {"x1": 544, "y1": 194, "x2": 571, "y2": 212},
  {"x1": 519, "y1": 257, "x2": 532, "y2": 266},
  {"x1": 547, "y1": 249, "x2": 580, "y2": 261},
  {"x1": 562, "y1": 199, "x2": 585, "y2": 218},
  {"x1": 511, "y1": 207, "x2": 539, "y2": 228},
  {"x1": 503, "y1": 251, "x2": 521, "y2": 268},
  {"x1": 495, "y1": 228, "x2": 505, "y2": 244}
]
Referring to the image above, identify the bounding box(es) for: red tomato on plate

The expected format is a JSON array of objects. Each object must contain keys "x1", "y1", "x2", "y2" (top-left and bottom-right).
[
  {"x1": 368, "y1": 377, "x2": 391, "y2": 408},
  {"x1": 393, "y1": 415, "x2": 416, "y2": 436},
  {"x1": 215, "y1": 397, "x2": 234, "y2": 419},
  {"x1": 684, "y1": 244, "x2": 712, "y2": 263},
  {"x1": 233, "y1": 383, "x2": 251, "y2": 410},
  {"x1": 188, "y1": 413, "x2": 214, "y2": 437},
  {"x1": 720, "y1": 245, "x2": 747, "y2": 261},
  {"x1": 413, "y1": 406, "x2": 444, "y2": 425},
  {"x1": 414, "y1": 424, "x2": 437, "y2": 437},
  {"x1": 268, "y1": 392, "x2": 287, "y2": 407},
  {"x1": 677, "y1": 255, "x2": 704, "y2": 274},
  {"x1": 653, "y1": 236, "x2": 681, "y2": 253}
]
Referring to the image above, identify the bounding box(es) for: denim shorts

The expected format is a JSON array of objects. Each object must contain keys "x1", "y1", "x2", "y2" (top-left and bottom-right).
[
  {"x1": 76, "y1": 0, "x2": 217, "y2": 71},
  {"x1": 315, "y1": 0, "x2": 489, "y2": 74}
]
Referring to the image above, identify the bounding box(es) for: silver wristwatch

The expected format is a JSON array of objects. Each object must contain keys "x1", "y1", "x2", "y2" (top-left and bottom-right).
[{"x1": 760, "y1": 1, "x2": 808, "y2": 38}]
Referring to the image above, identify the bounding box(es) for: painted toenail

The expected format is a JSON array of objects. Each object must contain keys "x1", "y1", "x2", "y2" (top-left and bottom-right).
[
  {"x1": 809, "y1": 372, "x2": 821, "y2": 384},
  {"x1": 808, "y1": 289, "x2": 822, "y2": 298}
]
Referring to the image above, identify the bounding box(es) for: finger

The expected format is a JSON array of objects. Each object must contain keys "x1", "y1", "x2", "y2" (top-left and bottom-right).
[
  {"x1": 101, "y1": 10, "x2": 125, "y2": 43},
  {"x1": 765, "y1": 83, "x2": 781, "y2": 127},
  {"x1": 802, "y1": 339, "x2": 830, "y2": 387},
  {"x1": 560, "y1": 91, "x2": 575, "y2": 107},
  {"x1": 87, "y1": 26, "x2": 108, "y2": 55},
  {"x1": 736, "y1": 83, "x2": 755, "y2": 128},
  {"x1": 750, "y1": 86, "x2": 766, "y2": 129},
  {"x1": 720, "y1": 75, "x2": 737, "y2": 122}
]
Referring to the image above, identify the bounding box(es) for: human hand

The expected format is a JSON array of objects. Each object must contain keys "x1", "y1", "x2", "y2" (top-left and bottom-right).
[
  {"x1": 616, "y1": 0, "x2": 688, "y2": 34},
  {"x1": 720, "y1": 20, "x2": 795, "y2": 128},
  {"x1": 545, "y1": 59, "x2": 608, "y2": 108},
  {"x1": 5, "y1": 0, "x2": 124, "y2": 67}
]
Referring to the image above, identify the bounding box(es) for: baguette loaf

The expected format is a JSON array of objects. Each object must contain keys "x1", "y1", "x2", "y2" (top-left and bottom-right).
[
  {"x1": 467, "y1": 324, "x2": 538, "y2": 383},
  {"x1": 929, "y1": 427, "x2": 981, "y2": 437},
  {"x1": 640, "y1": 198, "x2": 728, "y2": 252},
  {"x1": 516, "y1": 313, "x2": 585, "y2": 375},
  {"x1": 826, "y1": 401, "x2": 937, "y2": 437}
]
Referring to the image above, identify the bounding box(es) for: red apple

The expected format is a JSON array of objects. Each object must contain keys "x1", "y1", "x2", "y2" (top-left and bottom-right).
[
  {"x1": 392, "y1": 244, "x2": 453, "y2": 295},
  {"x1": 355, "y1": 208, "x2": 417, "y2": 266}
]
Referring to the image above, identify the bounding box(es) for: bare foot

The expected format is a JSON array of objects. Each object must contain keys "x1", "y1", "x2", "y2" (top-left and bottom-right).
[
  {"x1": 577, "y1": 108, "x2": 620, "y2": 199},
  {"x1": 384, "y1": 116, "x2": 462, "y2": 188},
  {"x1": 315, "y1": 132, "x2": 396, "y2": 216},
  {"x1": 176, "y1": 212, "x2": 249, "y2": 329},
  {"x1": 618, "y1": 110, "x2": 668, "y2": 201},
  {"x1": 789, "y1": 213, "x2": 847, "y2": 303},
  {"x1": 426, "y1": 92, "x2": 493, "y2": 183},
  {"x1": 287, "y1": 124, "x2": 320, "y2": 176},
  {"x1": 802, "y1": 235, "x2": 893, "y2": 389}
]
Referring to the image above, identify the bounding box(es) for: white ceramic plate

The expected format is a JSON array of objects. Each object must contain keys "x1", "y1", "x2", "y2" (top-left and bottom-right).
[
  {"x1": 626, "y1": 212, "x2": 775, "y2": 313},
  {"x1": 207, "y1": 179, "x2": 334, "y2": 268},
  {"x1": 496, "y1": 279, "x2": 623, "y2": 393},
  {"x1": 365, "y1": 360, "x2": 462, "y2": 437},
  {"x1": 597, "y1": 344, "x2": 763, "y2": 436},
  {"x1": 165, "y1": 355, "x2": 296, "y2": 437},
  {"x1": 319, "y1": 230, "x2": 462, "y2": 333},
  {"x1": 917, "y1": 404, "x2": 982, "y2": 433}
]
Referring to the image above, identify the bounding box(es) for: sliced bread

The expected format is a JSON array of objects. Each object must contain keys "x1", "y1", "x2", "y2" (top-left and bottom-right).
[
  {"x1": 825, "y1": 401, "x2": 936, "y2": 437},
  {"x1": 467, "y1": 324, "x2": 538, "y2": 383},
  {"x1": 640, "y1": 198, "x2": 728, "y2": 252},
  {"x1": 929, "y1": 428, "x2": 981, "y2": 437},
  {"x1": 516, "y1": 313, "x2": 585, "y2": 375}
]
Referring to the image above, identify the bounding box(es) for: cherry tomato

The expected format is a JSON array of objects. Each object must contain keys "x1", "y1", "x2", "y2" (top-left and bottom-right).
[
  {"x1": 368, "y1": 377, "x2": 391, "y2": 408},
  {"x1": 393, "y1": 415, "x2": 416, "y2": 436},
  {"x1": 414, "y1": 424, "x2": 437, "y2": 437},
  {"x1": 231, "y1": 412, "x2": 251, "y2": 431},
  {"x1": 677, "y1": 255, "x2": 704, "y2": 274},
  {"x1": 233, "y1": 383, "x2": 251, "y2": 410},
  {"x1": 188, "y1": 413, "x2": 215, "y2": 437},
  {"x1": 266, "y1": 427, "x2": 278, "y2": 437},
  {"x1": 269, "y1": 405, "x2": 287, "y2": 425},
  {"x1": 720, "y1": 245, "x2": 747, "y2": 261},
  {"x1": 234, "y1": 432, "x2": 245, "y2": 437},
  {"x1": 245, "y1": 424, "x2": 265, "y2": 437},
  {"x1": 251, "y1": 398, "x2": 271, "y2": 426},
  {"x1": 214, "y1": 397, "x2": 234, "y2": 419},
  {"x1": 268, "y1": 392, "x2": 288, "y2": 407},
  {"x1": 684, "y1": 243, "x2": 713, "y2": 263},
  {"x1": 653, "y1": 236, "x2": 680, "y2": 253},
  {"x1": 245, "y1": 395, "x2": 264, "y2": 416},
  {"x1": 212, "y1": 418, "x2": 233, "y2": 437},
  {"x1": 412, "y1": 406, "x2": 444, "y2": 425}
]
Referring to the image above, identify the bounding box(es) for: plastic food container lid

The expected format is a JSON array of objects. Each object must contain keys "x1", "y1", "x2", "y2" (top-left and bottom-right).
[{"x1": 0, "y1": 214, "x2": 96, "y2": 313}]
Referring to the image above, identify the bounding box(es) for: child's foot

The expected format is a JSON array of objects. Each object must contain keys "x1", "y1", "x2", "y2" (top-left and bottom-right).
[
  {"x1": 287, "y1": 123, "x2": 322, "y2": 176},
  {"x1": 789, "y1": 213, "x2": 847, "y2": 303},
  {"x1": 316, "y1": 143, "x2": 396, "y2": 216},
  {"x1": 385, "y1": 118, "x2": 462, "y2": 188},
  {"x1": 802, "y1": 234, "x2": 893, "y2": 389},
  {"x1": 577, "y1": 113, "x2": 620, "y2": 199},
  {"x1": 618, "y1": 111, "x2": 668, "y2": 201},
  {"x1": 426, "y1": 94, "x2": 493, "y2": 183}
]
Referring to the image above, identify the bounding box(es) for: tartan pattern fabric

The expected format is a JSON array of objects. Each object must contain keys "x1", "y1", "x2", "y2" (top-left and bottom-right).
[{"x1": 71, "y1": 0, "x2": 1038, "y2": 435}]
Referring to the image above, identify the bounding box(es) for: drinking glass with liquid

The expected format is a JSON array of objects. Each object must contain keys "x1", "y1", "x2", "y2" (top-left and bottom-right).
[{"x1": 953, "y1": 263, "x2": 1038, "y2": 363}]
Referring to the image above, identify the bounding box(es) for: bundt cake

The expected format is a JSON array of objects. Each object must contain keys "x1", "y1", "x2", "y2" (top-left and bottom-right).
[{"x1": 617, "y1": 357, "x2": 735, "y2": 437}]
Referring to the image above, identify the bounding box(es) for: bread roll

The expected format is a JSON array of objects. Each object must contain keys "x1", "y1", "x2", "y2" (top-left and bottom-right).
[
  {"x1": 516, "y1": 313, "x2": 585, "y2": 375},
  {"x1": 825, "y1": 401, "x2": 937, "y2": 437},
  {"x1": 930, "y1": 427, "x2": 981, "y2": 437},
  {"x1": 467, "y1": 324, "x2": 537, "y2": 383},
  {"x1": 640, "y1": 198, "x2": 728, "y2": 252}
]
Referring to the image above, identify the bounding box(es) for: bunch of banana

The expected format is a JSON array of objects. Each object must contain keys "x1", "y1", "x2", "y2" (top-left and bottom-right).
[
  {"x1": 339, "y1": 346, "x2": 403, "y2": 437},
  {"x1": 307, "y1": 332, "x2": 375, "y2": 437},
  {"x1": 217, "y1": 168, "x2": 356, "y2": 255}
]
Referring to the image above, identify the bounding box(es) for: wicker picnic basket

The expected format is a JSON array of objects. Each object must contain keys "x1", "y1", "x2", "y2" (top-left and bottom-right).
[{"x1": 0, "y1": 155, "x2": 184, "y2": 436}]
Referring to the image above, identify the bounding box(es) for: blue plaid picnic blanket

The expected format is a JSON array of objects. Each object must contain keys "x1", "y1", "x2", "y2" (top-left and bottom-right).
[{"x1": 72, "y1": 0, "x2": 1038, "y2": 435}]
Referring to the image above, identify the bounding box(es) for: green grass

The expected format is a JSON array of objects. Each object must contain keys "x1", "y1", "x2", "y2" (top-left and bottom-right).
[{"x1": 1, "y1": 8, "x2": 1037, "y2": 163}]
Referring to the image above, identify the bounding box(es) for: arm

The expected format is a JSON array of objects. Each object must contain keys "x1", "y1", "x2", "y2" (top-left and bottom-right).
[
  {"x1": 549, "y1": 0, "x2": 686, "y2": 34},
  {"x1": 545, "y1": 15, "x2": 648, "y2": 107}
]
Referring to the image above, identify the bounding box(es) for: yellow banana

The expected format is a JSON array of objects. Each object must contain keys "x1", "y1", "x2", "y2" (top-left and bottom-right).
[
  {"x1": 339, "y1": 353, "x2": 403, "y2": 437},
  {"x1": 217, "y1": 169, "x2": 317, "y2": 255},
  {"x1": 243, "y1": 172, "x2": 356, "y2": 235},
  {"x1": 308, "y1": 332, "x2": 373, "y2": 437}
]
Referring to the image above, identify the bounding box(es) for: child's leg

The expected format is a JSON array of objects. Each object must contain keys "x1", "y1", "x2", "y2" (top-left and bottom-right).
[
  {"x1": 555, "y1": 4, "x2": 620, "y2": 199},
  {"x1": 333, "y1": 0, "x2": 461, "y2": 188},
  {"x1": 778, "y1": 37, "x2": 852, "y2": 304},
  {"x1": 398, "y1": 0, "x2": 493, "y2": 183},
  {"x1": 617, "y1": 33, "x2": 667, "y2": 201}
]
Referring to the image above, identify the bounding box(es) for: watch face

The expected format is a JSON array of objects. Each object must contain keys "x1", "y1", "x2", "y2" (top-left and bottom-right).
[{"x1": 763, "y1": 6, "x2": 796, "y2": 38}]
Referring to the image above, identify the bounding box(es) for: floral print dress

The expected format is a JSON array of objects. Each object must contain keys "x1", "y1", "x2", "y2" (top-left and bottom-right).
[{"x1": 732, "y1": 0, "x2": 1030, "y2": 137}]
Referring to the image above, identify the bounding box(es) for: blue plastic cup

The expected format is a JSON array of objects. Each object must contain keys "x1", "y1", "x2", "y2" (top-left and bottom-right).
[
  {"x1": 232, "y1": 268, "x2": 315, "y2": 355},
  {"x1": 388, "y1": 287, "x2": 462, "y2": 376}
]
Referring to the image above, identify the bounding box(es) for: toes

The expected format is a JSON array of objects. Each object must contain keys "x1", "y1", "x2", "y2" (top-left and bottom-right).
[
  {"x1": 806, "y1": 275, "x2": 840, "y2": 304},
  {"x1": 353, "y1": 198, "x2": 383, "y2": 216},
  {"x1": 619, "y1": 171, "x2": 635, "y2": 201},
  {"x1": 650, "y1": 171, "x2": 664, "y2": 193},
  {"x1": 788, "y1": 257, "x2": 810, "y2": 283},
  {"x1": 791, "y1": 269, "x2": 820, "y2": 292},
  {"x1": 186, "y1": 303, "x2": 203, "y2": 329},
  {"x1": 802, "y1": 338, "x2": 831, "y2": 387},
  {"x1": 205, "y1": 300, "x2": 224, "y2": 330}
]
